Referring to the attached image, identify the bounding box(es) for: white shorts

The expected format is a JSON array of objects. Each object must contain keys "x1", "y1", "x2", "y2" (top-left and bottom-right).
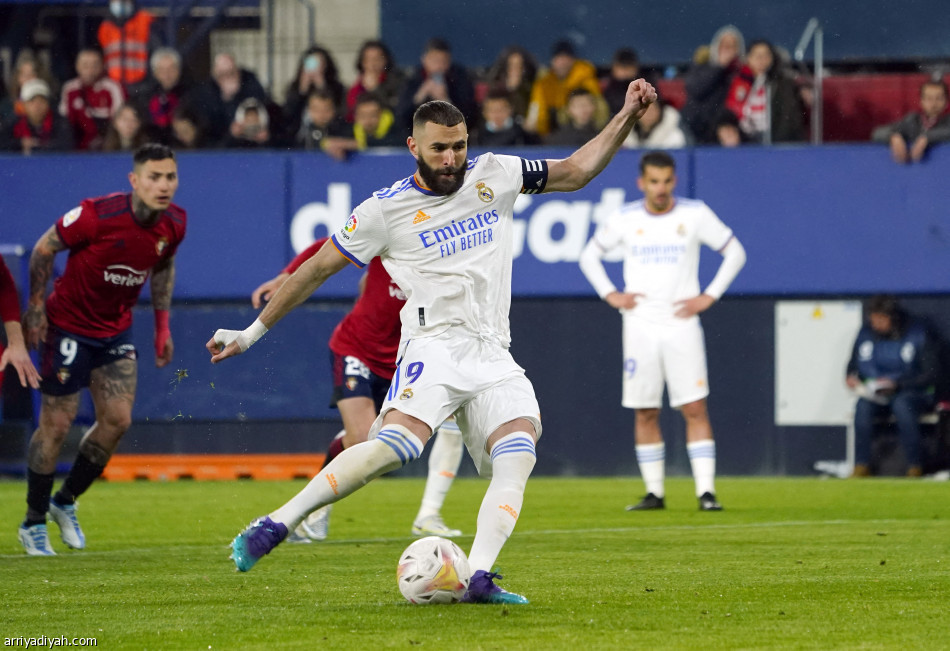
[
  {"x1": 621, "y1": 315, "x2": 709, "y2": 409},
  {"x1": 368, "y1": 330, "x2": 542, "y2": 476}
]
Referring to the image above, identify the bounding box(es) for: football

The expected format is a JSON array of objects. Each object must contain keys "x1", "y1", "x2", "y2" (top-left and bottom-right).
[{"x1": 396, "y1": 536, "x2": 471, "y2": 604}]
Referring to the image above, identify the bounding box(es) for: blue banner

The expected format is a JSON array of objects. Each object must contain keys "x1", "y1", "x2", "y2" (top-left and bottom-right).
[{"x1": 2, "y1": 145, "x2": 949, "y2": 299}]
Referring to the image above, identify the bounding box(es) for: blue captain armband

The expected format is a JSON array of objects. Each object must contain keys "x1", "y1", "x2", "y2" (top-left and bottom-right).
[{"x1": 520, "y1": 158, "x2": 548, "y2": 194}]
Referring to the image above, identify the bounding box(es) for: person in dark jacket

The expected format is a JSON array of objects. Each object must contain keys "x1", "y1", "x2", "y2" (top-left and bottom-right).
[
  {"x1": 681, "y1": 25, "x2": 744, "y2": 144},
  {"x1": 846, "y1": 295, "x2": 939, "y2": 477},
  {"x1": 187, "y1": 52, "x2": 271, "y2": 145},
  {"x1": 395, "y1": 38, "x2": 476, "y2": 137},
  {"x1": 872, "y1": 80, "x2": 950, "y2": 164},
  {"x1": 3, "y1": 79, "x2": 74, "y2": 153}
]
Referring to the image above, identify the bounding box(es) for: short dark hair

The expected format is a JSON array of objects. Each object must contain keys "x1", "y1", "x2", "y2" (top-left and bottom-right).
[
  {"x1": 567, "y1": 87, "x2": 594, "y2": 101},
  {"x1": 639, "y1": 151, "x2": 675, "y2": 174},
  {"x1": 612, "y1": 47, "x2": 639, "y2": 66},
  {"x1": 413, "y1": 100, "x2": 465, "y2": 131},
  {"x1": 133, "y1": 143, "x2": 175, "y2": 166},
  {"x1": 354, "y1": 91, "x2": 385, "y2": 110},
  {"x1": 867, "y1": 294, "x2": 900, "y2": 318},
  {"x1": 551, "y1": 39, "x2": 575, "y2": 58},
  {"x1": 484, "y1": 88, "x2": 513, "y2": 104},
  {"x1": 921, "y1": 79, "x2": 948, "y2": 99},
  {"x1": 424, "y1": 38, "x2": 451, "y2": 54}
]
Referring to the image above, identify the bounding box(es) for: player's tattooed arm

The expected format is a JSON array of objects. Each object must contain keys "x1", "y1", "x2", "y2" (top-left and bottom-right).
[
  {"x1": 23, "y1": 225, "x2": 66, "y2": 348},
  {"x1": 150, "y1": 256, "x2": 176, "y2": 311}
]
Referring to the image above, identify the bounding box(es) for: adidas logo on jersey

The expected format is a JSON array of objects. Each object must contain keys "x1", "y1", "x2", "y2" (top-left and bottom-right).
[{"x1": 413, "y1": 210, "x2": 431, "y2": 224}]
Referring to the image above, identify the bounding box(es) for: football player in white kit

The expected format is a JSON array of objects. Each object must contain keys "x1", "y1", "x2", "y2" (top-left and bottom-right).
[
  {"x1": 208, "y1": 79, "x2": 657, "y2": 603},
  {"x1": 579, "y1": 151, "x2": 746, "y2": 512}
]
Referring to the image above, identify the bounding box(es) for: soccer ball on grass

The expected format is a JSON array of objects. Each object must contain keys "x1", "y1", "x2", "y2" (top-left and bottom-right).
[{"x1": 396, "y1": 536, "x2": 470, "y2": 604}]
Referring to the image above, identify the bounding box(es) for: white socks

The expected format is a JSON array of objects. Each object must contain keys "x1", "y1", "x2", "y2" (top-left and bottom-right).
[
  {"x1": 415, "y1": 419, "x2": 464, "y2": 523},
  {"x1": 687, "y1": 439, "x2": 716, "y2": 497},
  {"x1": 467, "y1": 432, "x2": 536, "y2": 573},
  {"x1": 635, "y1": 442, "x2": 666, "y2": 498},
  {"x1": 270, "y1": 425, "x2": 424, "y2": 530}
]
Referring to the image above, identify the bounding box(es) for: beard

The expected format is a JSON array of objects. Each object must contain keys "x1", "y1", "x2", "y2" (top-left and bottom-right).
[{"x1": 416, "y1": 155, "x2": 466, "y2": 196}]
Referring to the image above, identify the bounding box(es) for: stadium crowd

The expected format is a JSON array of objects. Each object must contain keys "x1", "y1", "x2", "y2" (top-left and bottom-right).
[{"x1": 6, "y1": 10, "x2": 948, "y2": 158}]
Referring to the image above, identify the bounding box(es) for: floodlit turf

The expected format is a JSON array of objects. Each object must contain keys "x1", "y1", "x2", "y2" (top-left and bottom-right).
[{"x1": 1, "y1": 476, "x2": 949, "y2": 649}]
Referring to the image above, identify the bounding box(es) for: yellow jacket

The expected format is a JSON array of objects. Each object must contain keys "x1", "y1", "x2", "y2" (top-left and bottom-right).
[{"x1": 527, "y1": 59, "x2": 606, "y2": 136}]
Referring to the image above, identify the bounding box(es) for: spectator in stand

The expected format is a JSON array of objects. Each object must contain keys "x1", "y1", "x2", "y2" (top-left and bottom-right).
[
  {"x1": 484, "y1": 45, "x2": 538, "y2": 121},
  {"x1": 224, "y1": 97, "x2": 272, "y2": 149},
  {"x1": 724, "y1": 39, "x2": 806, "y2": 144},
  {"x1": 872, "y1": 79, "x2": 950, "y2": 164},
  {"x1": 2, "y1": 50, "x2": 59, "y2": 128},
  {"x1": 714, "y1": 111, "x2": 745, "y2": 147},
  {"x1": 282, "y1": 46, "x2": 344, "y2": 140},
  {"x1": 351, "y1": 92, "x2": 402, "y2": 148},
  {"x1": 132, "y1": 47, "x2": 189, "y2": 145},
  {"x1": 2, "y1": 79, "x2": 73, "y2": 153},
  {"x1": 188, "y1": 52, "x2": 270, "y2": 145},
  {"x1": 101, "y1": 103, "x2": 148, "y2": 151},
  {"x1": 170, "y1": 106, "x2": 206, "y2": 149},
  {"x1": 395, "y1": 37, "x2": 476, "y2": 135},
  {"x1": 846, "y1": 295, "x2": 938, "y2": 478},
  {"x1": 97, "y1": 0, "x2": 156, "y2": 88},
  {"x1": 294, "y1": 89, "x2": 352, "y2": 158},
  {"x1": 472, "y1": 89, "x2": 537, "y2": 147},
  {"x1": 681, "y1": 25, "x2": 744, "y2": 144},
  {"x1": 526, "y1": 39, "x2": 605, "y2": 138},
  {"x1": 59, "y1": 48, "x2": 125, "y2": 150},
  {"x1": 345, "y1": 40, "x2": 405, "y2": 122},
  {"x1": 623, "y1": 98, "x2": 688, "y2": 149},
  {"x1": 603, "y1": 47, "x2": 644, "y2": 117},
  {"x1": 544, "y1": 87, "x2": 600, "y2": 147}
]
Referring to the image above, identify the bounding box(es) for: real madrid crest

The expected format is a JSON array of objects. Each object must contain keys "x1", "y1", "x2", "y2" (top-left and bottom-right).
[
  {"x1": 475, "y1": 181, "x2": 494, "y2": 203},
  {"x1": 677, "y1": 223, "x2": 686, "y2": 237},
  {"x1": 400, "y1": 388, "x2": 414, "y2": 400}
]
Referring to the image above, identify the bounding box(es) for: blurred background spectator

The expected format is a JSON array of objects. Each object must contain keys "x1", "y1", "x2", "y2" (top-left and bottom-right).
[
  {"x1": 484, "y1": 45, "x2": 538, "y2": 122},
  {"x1": 396, "y1": 37, "x2": 476, "y2": 135},
  {"x1": 681, "y1": 25, "x2": 745, "y2": 145},
  {"x1": 101, "y1": 102, "x2": 148, "y2": 151},
  {"x1": 526, "y1": 39, "x2": 606, "y2": 137},
  {"x1": 188, "y1": 52, "x2": 271, "y2": 145},
  {"x1": 282, "y1": 45, "x2": 344, "y2": 140},
  {"x1": 224, "y1": 96, "x2": 272, "y2": 148},
  {"x1": 345, "y1": 40, "x2": 404, "y2": 122},
  {"x1": 170, "y1": 105, "x2": 206, "y2": 149},
  {"x1": 472, "y1": 88, "x2": 537, "y2": 147},
  {"x1": 544, "y1": 87, "x2": 600, "y2": 146},
  {"x1": 350, "y1": 91, "x2": 401, "y2": 148},
  {"x1": 872, "y1": 79, "x2": 950, "y2": 164},
  {"x1": 714, "y1": 111, "x2": 745, "y2": 147},
  {"x1": 623, "y1": 98, "x2": 689, "y2": 149},
  {"x1": 294, "y1": 88, "x2": 352, "y2": 154},
  {"x1": 59, "y1": 48, "x2": 125, "y2": 150},
  {"x1": 2, "y1": 78, "x2": 73, "y2": 153},
  {"x1": 724, "y1": 39, "x2": 806, "y2": 144},
  {"x1": 97, "y1": 0, "x2": 156, "y2": 89},
  {"x1": 130, "y1": 47, "x2": 190, "y2": 146},
  {"x1": 1, "y1": 50, "x2": 60, "y2": 129},
  {"x1": 603, "y1": 47, "x2": 644, "y2": 117}
]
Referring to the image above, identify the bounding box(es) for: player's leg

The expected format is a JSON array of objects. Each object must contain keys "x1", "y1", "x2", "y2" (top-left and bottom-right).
[
  {"x1": 665, "y1": 320, "x2": 720, "y2": 510},
  {"x1": 456, "y1": 365, "x2": 540, "y2": 605},
  {"x1": 48, "y1": 355, "x2": 137, "y2": 548},
  {"x1": 412, "y1": 416, "x2": 464, "y2": 537},
  {"x1": 19, "y1": 393, "x2": 80, "y2": 555},
  {"x1": 19, "y1": 326, "x2": 88, "y2": 555},
  {"x1": 623, "y1": 316, "x2": 667, "y2": 510},
  {"x1": 231, "y1": 410, "x2": 433, "y2": 571},
  {"x1": 294, "y1": 355, "x2": 386, "y2": 542}
]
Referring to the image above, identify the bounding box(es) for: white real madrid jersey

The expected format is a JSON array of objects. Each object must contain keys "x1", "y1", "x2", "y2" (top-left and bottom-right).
[
  {"x1": 331, "y1": 153, "x2": 546, "y2": 348},
  {"x1": 591, "y1": 197, "x2": 733, "y2": 323}
]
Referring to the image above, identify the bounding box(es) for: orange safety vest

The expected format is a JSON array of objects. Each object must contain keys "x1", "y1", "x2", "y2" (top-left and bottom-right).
[{"x1": 97, "y1": 10, "x2": 154, "y2": 86}]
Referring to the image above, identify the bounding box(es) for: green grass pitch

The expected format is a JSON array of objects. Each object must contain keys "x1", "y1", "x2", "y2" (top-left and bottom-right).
[{"x1": 1, "y1": 476, "x2": 949, "y2": 649}]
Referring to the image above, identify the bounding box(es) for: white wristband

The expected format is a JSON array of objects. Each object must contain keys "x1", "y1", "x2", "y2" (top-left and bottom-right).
[{"x1": 238, "y1": 318, "x2": 268, "y2": 351}]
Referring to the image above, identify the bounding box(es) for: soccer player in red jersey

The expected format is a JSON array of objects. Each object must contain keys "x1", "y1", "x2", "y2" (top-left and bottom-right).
[
  {"x1": 18, "y1": 143, "x2": 186, "y2": 555},
  {"x1": 251, "y1": 238, "x2": 464, "y2": 541},
  {"x1": 0, "y1": 257, "x2": 40, "y2": 389}
]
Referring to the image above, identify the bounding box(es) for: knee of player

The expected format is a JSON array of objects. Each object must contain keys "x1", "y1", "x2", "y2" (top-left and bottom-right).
[
  {"x1": 98, "y1": 408, "x2": 133, "y2": 433},
  {"x1": 376, "y1": 424, "x2": 426, "y2": 466}
]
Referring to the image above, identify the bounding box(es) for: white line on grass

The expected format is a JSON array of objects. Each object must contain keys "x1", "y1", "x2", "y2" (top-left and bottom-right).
[{"x1": 0, "y1": 518, "x2": 913, "y2": 560}]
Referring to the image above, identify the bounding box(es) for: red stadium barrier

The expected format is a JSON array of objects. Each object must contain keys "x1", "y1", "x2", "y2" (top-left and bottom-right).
[{"x1": 102, "y1": 453, "x2": 326, "y2": 481}]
